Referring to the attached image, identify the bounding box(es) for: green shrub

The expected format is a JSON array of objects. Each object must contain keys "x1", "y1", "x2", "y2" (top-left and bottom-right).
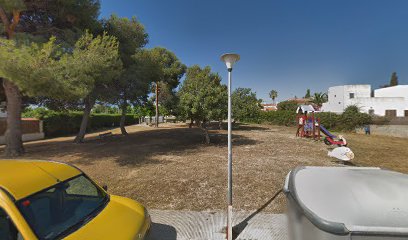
[
  {"x1": 42, "y1": 112, "x2": 84, "y2": 137},
  {"x1": 315, "y1": 112, "x2": 342, "y2": 129},
  {"x1": 242, "y1": 106, "x2": 371, "y2": 132},
  {"x1": 24, "y1": 109, "x2": 138, "y2": 137},
  {"x1": 337, "y1": 106, "x2": 372, "y2": 131},
  {"x1": 277, "y1": 100, "x2": 299, "y2": 111},
  {"x1": 244, "y1": 110, "x2": 297, "y2": 126},
  {"x1": 22, "y1": 107, "x2": 51, "y2": 119}
]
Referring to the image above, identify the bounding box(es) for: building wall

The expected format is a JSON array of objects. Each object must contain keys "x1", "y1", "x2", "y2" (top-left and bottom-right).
[
  {"x1": 321, "y1": 84, "x2": 408, "y2": 117},
  {"x1": 322, "y1": 85, "x2": 371, "y2": 113},
  {"x1": 349, "y1": 97, "x2": 407, "y2": 117},
  {"x1": 374, "y1": 85, "x2": 408, "y2": 98},
  {"x1": 322, "y1": 86, "x2": 345, "y2": 113}
]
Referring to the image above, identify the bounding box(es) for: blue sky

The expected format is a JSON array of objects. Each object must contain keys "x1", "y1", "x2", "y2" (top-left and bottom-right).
[{"x1": 100, "y1": 0, "x2": 408, "y2": 102}]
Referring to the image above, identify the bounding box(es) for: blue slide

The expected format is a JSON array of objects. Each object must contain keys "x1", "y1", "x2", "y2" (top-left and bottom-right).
[{"x1": 320, "y1": 125, "x2": 336, "y2": 139}]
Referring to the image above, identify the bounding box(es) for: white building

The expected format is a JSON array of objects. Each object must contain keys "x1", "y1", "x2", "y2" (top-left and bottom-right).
[{"x1": 321, "y1": 85, "x2": 408, "y2": 117}]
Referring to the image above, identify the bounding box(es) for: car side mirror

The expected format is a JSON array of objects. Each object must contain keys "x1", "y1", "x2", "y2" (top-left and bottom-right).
[{"x1": 102, "y1": 185, "x2": 108, "y2": 191}]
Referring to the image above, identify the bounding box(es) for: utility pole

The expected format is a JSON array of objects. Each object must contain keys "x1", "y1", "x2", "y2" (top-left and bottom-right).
[{"x1": 155, "y1": 82, "x2": 159, "y2": 128}]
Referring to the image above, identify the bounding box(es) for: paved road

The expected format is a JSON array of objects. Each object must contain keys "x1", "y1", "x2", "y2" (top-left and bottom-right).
[{"x1": 147, "y1": 210, "x2": 288, "y2": 240}]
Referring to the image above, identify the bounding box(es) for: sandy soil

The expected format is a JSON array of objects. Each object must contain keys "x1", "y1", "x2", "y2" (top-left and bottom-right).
[{"x1": 2, "y1": 123, "x2": 407, "y2": 213}]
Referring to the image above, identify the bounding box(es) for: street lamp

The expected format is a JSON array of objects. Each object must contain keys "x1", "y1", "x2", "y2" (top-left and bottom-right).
[{"x1": 220, "y1": 53, "x2": 240, "y2": 240}]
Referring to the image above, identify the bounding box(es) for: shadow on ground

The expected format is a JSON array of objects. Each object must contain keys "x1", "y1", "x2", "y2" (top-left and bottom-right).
[
  {"x1": 232, "y1": 189, "x2": 283, "y2": 240},
  {"x1": 232, "y1": 124, "x2": 270, "y2": 131},
  {"x1": 146, "y1": 222, "x2": 177, "y2": 240},
  {"x1": 9, "y1": 126, "x2": 260, "y2": 167}
]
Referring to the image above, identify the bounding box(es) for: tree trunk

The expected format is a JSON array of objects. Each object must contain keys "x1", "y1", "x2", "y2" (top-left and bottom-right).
[
  {"x1": 1, "y1": 11, "x2": 24, "y2": 156},
  {"x1": 120, "y1": 101, "x2": 128, "y2": 135},
  {"x1": 74, "y1": 96, "x2": 95, "y2": 143},
  {"x1": 3, "y1": 79, "x2": 24, "y2": 156},
  {"x1": 189, "y1": 119, "x2": 193, "y2": 128},
  {"x1": 155, "y1": 82, "x2": 159, "y2": 128},
  {"x1": 201, "y1": 122, "x2": 210, "y2": 144},
  {"x1": 218, "y1": 120, "x2": 223, "y2": 130}
]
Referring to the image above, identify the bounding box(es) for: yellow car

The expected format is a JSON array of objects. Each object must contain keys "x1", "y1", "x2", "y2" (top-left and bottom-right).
[{"x1": 0, "y1": 160, "x2": 150, "y2": 240}]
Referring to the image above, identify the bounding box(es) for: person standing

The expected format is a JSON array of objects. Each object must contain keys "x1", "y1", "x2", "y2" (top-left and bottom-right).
[
  {"x1": 364, "y1": 125, "x2": 371, "y2": 135},
  {"x1": 296, "y1": 111, "x2": 307, "y2": 137}
]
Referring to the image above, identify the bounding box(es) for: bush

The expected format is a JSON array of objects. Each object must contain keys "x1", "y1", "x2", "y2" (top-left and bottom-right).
[
  {"x1": 24, "y1": 109, "x2": 138, "y2": 137},
  {"x1": 242, "y1": 106, "x2": 372, "y2": 132},
  {"x1": 337, "y1": 106, "x2": 372, "y2": 131},
  {"x1": 315, "y1": 112, "x2": 342, "y2": 129},
  {"x1": 244, "y1": 110, "x2": 297, "y2": 126},
  {"x1": 277, "y1": 100, "x2": 299, "y2": 111},
  {"x1": 22, "y1": 107, "x2": 50, "y2": 119}
]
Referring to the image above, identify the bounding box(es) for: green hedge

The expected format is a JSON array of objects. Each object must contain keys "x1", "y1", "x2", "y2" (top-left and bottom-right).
[
  {"x1": 246, "y1": 110, "x2": 297, "y2": 126},
  {"x1": 23, "y1": 109, "x2": 138, "y2": 137},
  {"x1": 243, "y1": 108, "x2": 372, "y2": 131}
]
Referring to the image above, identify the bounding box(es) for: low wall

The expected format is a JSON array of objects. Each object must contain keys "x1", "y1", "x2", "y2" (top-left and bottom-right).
[
  {"x1": 357, "y1": 125, "x2": 408, "y2": 138},
  {"x1": 387, "y1": 117, "x2": 408, "y2": 125},
  {"x1": 0, "y1": 132, "x2": 45, "y2": 144},
  {"x1": 0, "y1": 118, "x2": 45, "y2": 144}
]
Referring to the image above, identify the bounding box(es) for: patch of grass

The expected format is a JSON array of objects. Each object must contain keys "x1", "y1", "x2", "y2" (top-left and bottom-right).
[{"x1": 346, "y1": 133, "x2": 408, "y2": 173}]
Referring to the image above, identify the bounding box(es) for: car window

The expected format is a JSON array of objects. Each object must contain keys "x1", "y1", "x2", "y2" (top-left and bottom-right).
[
  {"x1": 17, "y1": 175, "x2": 108, "y2": 240},
  {"x1": 65, "y1": 175, "x2": 99, "y2": 197},
  {"x1": 0, "y1": 208, "x2": 23, "y2": 240}
]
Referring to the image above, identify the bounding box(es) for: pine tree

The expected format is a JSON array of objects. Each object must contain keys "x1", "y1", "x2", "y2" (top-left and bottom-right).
[
  {"x1": 305, "y1": 89, "x2": 311, "y2": 98},
  {"x1": 390, "y1": 72, "x2": 398, "y2": 86}
]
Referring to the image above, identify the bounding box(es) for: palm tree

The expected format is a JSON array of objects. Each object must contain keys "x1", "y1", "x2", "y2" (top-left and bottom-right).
[
  {"x1": 269, "y1": 90, "x2": 278, "y2": 104},
  {"x1": 312, "y1": 92, "x2": 328, "y2": 107}
]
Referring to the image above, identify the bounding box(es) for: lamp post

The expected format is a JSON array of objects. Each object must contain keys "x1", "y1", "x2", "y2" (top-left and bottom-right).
[{"x1": 220, "y1": 53, "x2": 240, "y2": 240}]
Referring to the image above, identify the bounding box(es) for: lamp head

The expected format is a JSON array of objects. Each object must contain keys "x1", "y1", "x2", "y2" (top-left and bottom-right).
[{"x1": 221, "y1": 53, "x2": 240, "y2": 71}]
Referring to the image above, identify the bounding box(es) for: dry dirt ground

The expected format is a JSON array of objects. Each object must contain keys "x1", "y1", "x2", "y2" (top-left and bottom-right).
[{"x1": 2, "y1": 123, "x2": 408, "y2": 213}]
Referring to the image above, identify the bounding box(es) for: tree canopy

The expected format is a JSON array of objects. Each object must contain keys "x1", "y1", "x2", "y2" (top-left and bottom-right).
[
  {"x1": 232, "y1": 88, "x2": 261, "y2": 122},
  {"x1": 304, "y1": 89, "x2": 311, "y2": 98},
  {"x1": 0, "y1": 0, "x2": 101, "y2": 41},
  {"x1": 150, "y1": 47, "x2": 186, "y2": 127},
  {"x1": 178, "y1": 65, "x2": 227, "y2": 143},
  {"x1": 150, "y1": 47, "x2": 186, "y2": 88},
  {"x1": 0, "y1": 32, "x2": 120, "y2": 100},
  {"x1": 269, "y1": 89, "x2": 278, "y2": 103},
  {"x1": 99, "y1": 15, "x2": 150, "y2": 134},
  {"x1": 102, "y1": 14, "x2": 148, "y2": 67},
  {"x1": 0, "y1": 0, "x2": 103, "y2": 155},
  {"x1": 277, "y1": 100, "x2": 298, "y2": 111},
  {"x1": 311, "y1": 92, "x2": 328, "y2": 107}
]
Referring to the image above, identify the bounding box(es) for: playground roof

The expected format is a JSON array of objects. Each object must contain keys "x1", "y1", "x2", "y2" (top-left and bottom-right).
[{"x1": 296, "y1": 105, "x2": 315, "y2": 113}]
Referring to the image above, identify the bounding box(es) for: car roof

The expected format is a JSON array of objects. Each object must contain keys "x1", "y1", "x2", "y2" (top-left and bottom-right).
[{"x1": 0, "y1": 160, "x2": 82, "y2": 201}]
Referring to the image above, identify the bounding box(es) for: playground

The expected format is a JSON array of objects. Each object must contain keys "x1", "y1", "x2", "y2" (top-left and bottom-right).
[{"x1": 4, "y1": 122, "x2": 408, "y2": 214}]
